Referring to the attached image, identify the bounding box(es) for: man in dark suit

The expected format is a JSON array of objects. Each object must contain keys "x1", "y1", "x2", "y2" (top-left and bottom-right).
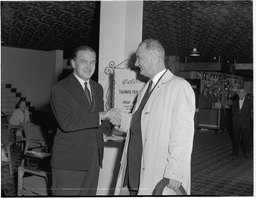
[
  {"x1": 207, "y1": 86, "x2": 215, "y2": 106},
  {"x1": 198, "y1": 87, "x2": 212, "y2": 108},
  {"x1": 231, "y1": 88, "x2": 253, "y2": 158},
  {"x1": 50, "y1": 46, "x2": 119, "y2": 195}
]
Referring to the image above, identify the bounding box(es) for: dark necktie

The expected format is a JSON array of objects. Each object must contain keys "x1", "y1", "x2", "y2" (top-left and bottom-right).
[
  {"x1": 144, "y1": 80, "x2": 153, "y2": 100},
  {"x1": 84, "y1": 82, "x2": 92, "y2": 104},
  {"x1": 125, "y1": 80, "x2": 153, "y2": 189}
]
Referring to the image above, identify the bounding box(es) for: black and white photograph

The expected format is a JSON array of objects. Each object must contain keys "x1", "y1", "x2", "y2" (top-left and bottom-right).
[{"x1": 1, "y1": 0, "x2": 253, "y2": 196}]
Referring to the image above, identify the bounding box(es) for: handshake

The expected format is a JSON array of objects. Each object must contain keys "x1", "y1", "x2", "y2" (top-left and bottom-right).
[{"x1": 99, "y1": 108, "x2": 122, "y2": 126}]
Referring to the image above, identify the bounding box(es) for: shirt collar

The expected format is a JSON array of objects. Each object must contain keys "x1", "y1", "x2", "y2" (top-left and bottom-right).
[
  {"x1": 152, "y1": 69, "x2": 166, "y2": 85},
  {"x1": 73, "y1": 73, "x2": 90, "y2": 88}
]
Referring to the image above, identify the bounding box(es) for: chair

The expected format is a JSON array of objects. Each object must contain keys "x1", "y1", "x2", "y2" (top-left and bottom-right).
[
  {"x1": 17, "y1": 124, "x2": 52, "y2": 196},
  {"x1": 2, "y1": 113, "x2": 25, "y2": 149},
  {"x1": 1, "y1": 127, "x2": 13, "y2": 175},
  {"x1": 21, "y1": 123, "x2": 51, "y2": 168},
  {"x1": 17, "y1": 166, "x2": 51, "y2": 196},
  {"x1": 9, "y1": 125, "x2": 25, "y2": 150}
]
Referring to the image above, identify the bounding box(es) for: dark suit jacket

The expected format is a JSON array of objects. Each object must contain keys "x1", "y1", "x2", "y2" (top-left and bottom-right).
[
  {"x1": 50, "y1": 74, "x2": 110, "y2": 170},
  {"x1": 232, "y1": 96, "x2": 252, "y2": 130}
]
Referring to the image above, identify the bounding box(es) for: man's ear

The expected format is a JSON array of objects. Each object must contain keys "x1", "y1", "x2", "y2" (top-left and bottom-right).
[
  {"x1": 70, "y1": 59, "x2": 75, "y2": 69},
  {"x1": 149, "y1": 50, "x2": 157, "y2": 63}
]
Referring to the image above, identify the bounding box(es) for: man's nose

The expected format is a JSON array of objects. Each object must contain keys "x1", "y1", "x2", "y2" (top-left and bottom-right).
[{"x1": 134, "y1": 59, "x2": 139, "y2": 67}]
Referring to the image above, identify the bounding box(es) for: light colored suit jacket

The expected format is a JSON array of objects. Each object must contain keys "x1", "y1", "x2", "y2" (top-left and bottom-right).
[{"x1": 114, "y1": 70, "x2": 195, "y2": 195}]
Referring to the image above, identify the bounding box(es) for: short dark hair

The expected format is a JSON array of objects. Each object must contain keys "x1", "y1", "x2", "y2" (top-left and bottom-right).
[
  {"x1": 71, "y1": 46, "x2": 96, "y2": 59},
  {"x1": 16, "y1": 99, "x2": 26, "y2": 109}
]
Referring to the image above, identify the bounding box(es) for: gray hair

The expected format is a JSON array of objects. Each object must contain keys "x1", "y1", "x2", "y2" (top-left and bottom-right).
[{"x1": 139, "y1": 38, "x2": 165, "y2": 59}]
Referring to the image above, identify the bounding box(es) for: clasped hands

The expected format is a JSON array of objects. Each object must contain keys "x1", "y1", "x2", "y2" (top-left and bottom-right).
[{"x1": 100, "y1": 108, "x2": 121, "y2": 126}]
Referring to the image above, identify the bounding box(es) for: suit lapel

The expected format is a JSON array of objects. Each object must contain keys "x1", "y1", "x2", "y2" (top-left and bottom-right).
[
  {"x1": 66, "y1": 74, "x2": 91, "y2": 110},
  {"x1": 133, "y1": 70, "x2": 173, "y2": 113},
  {"x1": 132, "y1": 82, "x2": 150, "y2": 113},
  {"x1": 139, "y1": 70, "x2": 174, "y2": 144},
  {"x1": 241, "y1": 97, "x2": 249, "y2": 110},
  {"x1": 147, "y1": 70, "x2": 173, "y2": 104},
  {"x1": 89, "y1": 81, "x2": 100, "y2": 112}
]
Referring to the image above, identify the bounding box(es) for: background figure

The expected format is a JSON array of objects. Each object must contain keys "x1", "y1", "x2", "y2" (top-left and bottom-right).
[
  {"x1": 10, "y1": 100, "x2": 30, "y2": 125},
  {"x1": 9, "y1": 100, "x2": 30, "y2": 141},
  {"x1": 207, "y1": 86, "x2": 217, "y2": 107},
  {"x1": 231, "y1": 88, "x2": 253, "y2": 158},
  {"x1": 50, "y1": 46, "x2": 118, "y2": 196},
  {"x1": 212, "y1": 88, "x2": 219, "y2": 103},
  {"x1": 114, "y1": 39, "x2": 195, "y2": 195},
  {"x1": 226, "y1": 90, "x2": 239, "y2": 137},
  {"x1": 198, "y1": 87, "x2": 211, "y2": 108}
]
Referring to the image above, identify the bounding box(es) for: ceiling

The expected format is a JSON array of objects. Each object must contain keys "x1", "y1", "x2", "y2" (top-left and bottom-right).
[{"x1": 1, "y1": 1, "x2": 253, "y2": 65}]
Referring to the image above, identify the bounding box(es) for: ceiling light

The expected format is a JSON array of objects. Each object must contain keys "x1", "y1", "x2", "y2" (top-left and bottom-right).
[{"x1": 189, "y1": 48, "x2": 200, "y2": 57}]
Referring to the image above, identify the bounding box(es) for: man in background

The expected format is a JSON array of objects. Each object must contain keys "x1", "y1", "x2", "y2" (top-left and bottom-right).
[
  {"x1": 198, "y1": 87, "x2": 212, "y2": 108},
  {"x1": 231, "y1": 88, "x2": 253, "y2": 158}
]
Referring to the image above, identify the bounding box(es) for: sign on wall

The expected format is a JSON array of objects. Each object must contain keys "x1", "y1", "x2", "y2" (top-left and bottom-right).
[
  {"x1": 113, "y1": 68, "x2": 146, "y2": 113},
  {"x1": 234, "y1": 63, "x2": 253, "y2": 70}
]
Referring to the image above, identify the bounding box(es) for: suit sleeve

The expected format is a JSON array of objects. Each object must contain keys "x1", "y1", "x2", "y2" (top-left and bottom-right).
[
  {"x1": 231, "y1": 100, "x2": 238, "y2": 116},
  {"x1": 50, "y1": 84, "x2": 100, "y2": 132},
  {"x1": 164, "y1": 80, "x2": 195, "y2": 182}
]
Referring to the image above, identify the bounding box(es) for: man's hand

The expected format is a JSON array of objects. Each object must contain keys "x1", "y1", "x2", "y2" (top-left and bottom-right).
[
  {"x1": 167, "y1": 179, "x2": 181, "y2": 190},
  {"x1": 99, "y1": 108, "x2": 121, "y2": 126},
  {"x1": 109, "y1": 108, "x2": 121, "y2": 126}
]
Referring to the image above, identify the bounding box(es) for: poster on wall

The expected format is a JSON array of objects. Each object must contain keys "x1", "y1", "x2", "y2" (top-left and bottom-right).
[{"x1": 113, "y1": 68, "x2": 146, "y2": 113}]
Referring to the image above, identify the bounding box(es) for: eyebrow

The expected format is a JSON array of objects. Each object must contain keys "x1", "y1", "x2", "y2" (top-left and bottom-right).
[{"x1": 79, "y1": 58, "x2": 96, "y2": 62}]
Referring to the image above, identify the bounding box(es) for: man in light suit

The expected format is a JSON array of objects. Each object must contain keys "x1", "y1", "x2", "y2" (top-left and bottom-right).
[
  {"x1": 231, "y1": 88, "x2": 253, "y2": 158},
  {"x1": 50, "y1": 46, "x2": 119, "y2": 195},
  {"x1": 113, "y1": 39, "x2": 195, "y2": 195}
]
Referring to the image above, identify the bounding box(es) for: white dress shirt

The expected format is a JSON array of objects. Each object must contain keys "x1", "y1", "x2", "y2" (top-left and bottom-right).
[
  {"x1": 73, "y1": 73, "x2": 102, "y2": 124},
  {"x1": 239, "y1": 97, "x2": 245, "y2": 110},
  {"x1": 73, "y1": 73, "x2": 91, "y2": 93},
  {"x1": 151, "y1": 69, "x2": 167, "y2": 90}
]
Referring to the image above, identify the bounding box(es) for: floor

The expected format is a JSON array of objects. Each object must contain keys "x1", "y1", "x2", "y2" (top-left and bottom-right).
[
  {"x1": 191, "y1": 130, "x2": 253, "y2": 196},
  {"x1": 1, "y1": 129, "x2": 253, "y2": 196}
]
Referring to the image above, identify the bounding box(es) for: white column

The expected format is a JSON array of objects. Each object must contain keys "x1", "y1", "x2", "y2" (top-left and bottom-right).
[
  {"x1": 97, "y1": 1, "x2": 143, "y2": 195},
  {"x1": 53, "y1": 50, "x2": 63, "y2": 82},
  {"x1": 98, "y1": 1, "x2": 143, "y2": 110}
]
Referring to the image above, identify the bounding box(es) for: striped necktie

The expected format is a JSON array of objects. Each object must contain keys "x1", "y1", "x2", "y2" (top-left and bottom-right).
[{"x1": 84, "y1": 82, "x2": 92, "y2": 104}]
